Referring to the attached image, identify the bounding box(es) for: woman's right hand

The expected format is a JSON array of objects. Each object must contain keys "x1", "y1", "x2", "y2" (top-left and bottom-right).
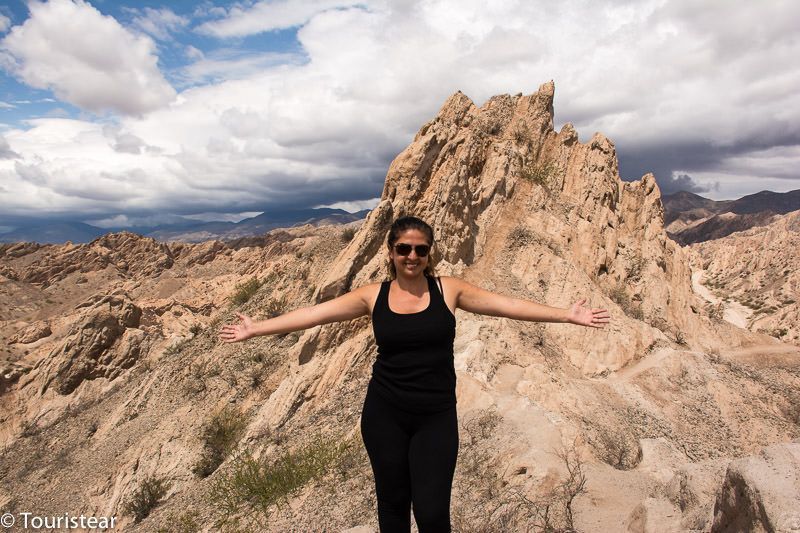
[{"x1": 219, "y1": 312, "x2": 255, "y2": 343}]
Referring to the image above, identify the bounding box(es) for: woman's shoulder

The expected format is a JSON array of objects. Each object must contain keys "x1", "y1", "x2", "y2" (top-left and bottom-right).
[
  {"x1": 435, "y1": 275, "x2": 465, "y2": 293},
  {"x1": 352, "y1": 280, "x2": 384, "y2": 301},
  {"x1": 352, "y1": 281, "x2": 385, "y2": 315},
  {"x1": 354, "y1": 280, "x2": 384, "y2": 293}
]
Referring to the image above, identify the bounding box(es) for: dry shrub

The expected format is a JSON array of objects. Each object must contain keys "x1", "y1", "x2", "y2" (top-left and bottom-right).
[
  {"x1": 156, "y1": 510, "x2": 201, "y2": 533},
  {"x1": 453, "y1": 408, "x2": 588, "y2": 532},
  {"x1": 122, "y1": 475, "x2": 170, "y2": 523},
  {"x1": 589, "y1": 429, "x2": 642, "y2": 470},
  {"x1": 502, "y1": 444, "x2": 587, "y2": 532},
  {"x1": 453, "y1": 437, "x2": 588, "y2": 533},
  {"x1": 192, "y1": 406, "x2": 248, "y2": 478},
  {"x1": 519, "y1": 160, "x2": 560, "y2": 191},
  {"x1": 263, "y1": 295, "x2": 287, "y2": 318}
]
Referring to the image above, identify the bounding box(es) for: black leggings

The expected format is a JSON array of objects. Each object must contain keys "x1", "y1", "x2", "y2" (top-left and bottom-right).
[{"x1": 360, "y1": 386, "x2": 459, "y2": 533}]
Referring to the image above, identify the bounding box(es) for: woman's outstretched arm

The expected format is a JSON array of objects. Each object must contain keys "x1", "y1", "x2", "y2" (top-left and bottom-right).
[
  {"x1": 218, "y1": 284, "x2": 376, "y2": 343},
  {"x1": 448, "y1": 277, "x2": 610, "y2": 328}
]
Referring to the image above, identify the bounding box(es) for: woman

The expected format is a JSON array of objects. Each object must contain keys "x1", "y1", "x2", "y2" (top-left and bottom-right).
[{"x1": 219, "y1": 216, "x2": 610, "y2": 532}]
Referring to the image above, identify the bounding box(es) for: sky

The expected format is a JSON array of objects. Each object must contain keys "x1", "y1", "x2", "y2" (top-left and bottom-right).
[{"x1": 0, "y1": 0, "x2": 798, "y2": 232}]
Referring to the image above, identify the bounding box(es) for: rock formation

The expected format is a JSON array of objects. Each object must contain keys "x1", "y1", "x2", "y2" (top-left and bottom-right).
[
  {"x1": 711, "y1": 442, "x2": 800, "y2": 532},
  {"x1": 37, "y1": 294, "x2": 144, "y2": 395},
  {"x1": 8, "y1": 321, "x2": 51, "y2": 344}
]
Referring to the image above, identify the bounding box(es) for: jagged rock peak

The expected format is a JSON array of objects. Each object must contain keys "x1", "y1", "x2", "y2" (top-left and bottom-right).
[
  {"x1": 317, "y1": 80, "x2": 654, "y2": 305},
  {"x1": 314, "y1": 79, "x2": 723, "y2": 376}
]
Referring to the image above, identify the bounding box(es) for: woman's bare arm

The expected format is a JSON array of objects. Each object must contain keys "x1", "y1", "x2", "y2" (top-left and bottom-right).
[
  {"x1": 219, "y1": 284, "x2": 376, "y2": 343},
  {"x1": 447, "y1": 277, "x2": 610, "y2": 327}
]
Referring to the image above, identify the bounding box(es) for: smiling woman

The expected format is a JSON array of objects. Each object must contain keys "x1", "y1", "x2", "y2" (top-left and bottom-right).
[{"x1": 219, "y1": 215, "x2": 610, "y2": 532}]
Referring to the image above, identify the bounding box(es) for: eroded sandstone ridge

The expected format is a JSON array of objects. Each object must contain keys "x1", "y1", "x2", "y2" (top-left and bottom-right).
[
  {"x1": 688, "y1": 209, "x2": 800, "y2": 345},
  {"x1": 1, "y1": 83, "x2": 798, "y2": 532}
]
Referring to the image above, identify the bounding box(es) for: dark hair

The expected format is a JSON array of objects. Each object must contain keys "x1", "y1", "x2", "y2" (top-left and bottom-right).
[{"x1": 386, "y1": 216, "x2": 437, "y2": 279}]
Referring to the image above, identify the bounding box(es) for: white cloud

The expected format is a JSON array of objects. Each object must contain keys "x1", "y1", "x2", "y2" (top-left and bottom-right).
[
  {"x1": 177, "y1": 49, "x2": 305, "y2": 86},
  {"x1": 87, "y1": 213, "x2": 195, "y2": 228},
  {"x1": 182, "y1": 211, "x2": 262, "y2": 222},
  {"x1": 129, "y1": 7, "x2": 189, "y2": 41},
  {"x1": 1, "y1": 0, "x2": 175, "y2": 115},
  {"x1": 102, "y1": 124, "x2": 150, "y2": 154},
  {"x1": 315, "y1": 198, "x2": 381, "y2": 212},
  {"x1": 0, "y1": 101, "x2": 15, "y2": 109},
  {"x1": 196, "y1": 0, "x2": 362, "y2": 38},
  {"x1": 0, "y1": 14, "x2": 11, "y2": 33},
  {"x1": 45, "y1": 107, "x2": 71, "y2": 118},
  {"x1": 0, "y1": 134, "x2": 18, "y2": 158},
  {"x1": 2, "y1": 0, "x2": 799, "y2": 224},
  {"x1": 185, "y1": 45, "x2": 204, "y2": 60}
]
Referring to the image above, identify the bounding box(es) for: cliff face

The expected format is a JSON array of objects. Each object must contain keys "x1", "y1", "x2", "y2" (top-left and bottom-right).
[{"x1": 1, "y1": 84, "x2": 797, "y2": 533}]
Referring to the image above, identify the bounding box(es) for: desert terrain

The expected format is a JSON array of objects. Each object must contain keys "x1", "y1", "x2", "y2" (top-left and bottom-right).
[{"x1": 1, "y1": 83, "x2": 798, "y2": 532}]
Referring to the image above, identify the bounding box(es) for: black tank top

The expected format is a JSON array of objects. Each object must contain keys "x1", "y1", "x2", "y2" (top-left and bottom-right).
[{"x1": 370, "y1": 274, "x2": 457, "y2": 414}]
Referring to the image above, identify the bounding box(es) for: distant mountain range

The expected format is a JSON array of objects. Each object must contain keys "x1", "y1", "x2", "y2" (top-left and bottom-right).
[
  {"x1": 5, "y1": 187, "x2": 798, "y2": 246},
  {"x1": 0, "y1": 207, "x2": 370, "y2": 244},
  {"x1": 662, "y1": 189, "x2": 800, "y2": 244}
]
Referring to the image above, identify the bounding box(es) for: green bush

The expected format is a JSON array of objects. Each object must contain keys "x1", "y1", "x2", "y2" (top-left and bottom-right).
[
  {"x1": 208, "y1": 434, "x2": 356, "y2": 527},
  {"x1": 192, "y1": 406, "x2": 248, "y2": 478},
  {"x1": 341, "y1": 227, "x2": 356, "y2": 242},
  {"x1": 230, "y1": 277, "x2": 262, "y2": 306},
  {"x1": 122, "y1": 475, "x2": 170, "y2": 523}
]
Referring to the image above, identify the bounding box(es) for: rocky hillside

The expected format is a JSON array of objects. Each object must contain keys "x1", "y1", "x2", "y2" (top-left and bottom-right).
[
  {"x1": 687, "y1": 209, "x2": 800, "y2": 345},
  {"x1": 1, "y1": 83, "x2": 798, "y2": 533},
  {"x1": 663, "y1": 189, "x2": 800, "y2": 245}
]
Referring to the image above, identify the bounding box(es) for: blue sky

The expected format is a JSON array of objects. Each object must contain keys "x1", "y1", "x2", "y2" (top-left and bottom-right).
[{"x1": 1, "y1": 0, "x2": 799, "y2": 232}]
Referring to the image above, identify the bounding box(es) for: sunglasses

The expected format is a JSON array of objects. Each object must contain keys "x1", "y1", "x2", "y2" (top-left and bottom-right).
[{"x1": 393, "y1": 243, "x2": 431, "y2": 257}]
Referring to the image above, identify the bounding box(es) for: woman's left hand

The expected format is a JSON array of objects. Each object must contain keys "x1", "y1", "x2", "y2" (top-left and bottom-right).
[{"x1": 567, "y1": 299, "x2": 611, "y2": 328}]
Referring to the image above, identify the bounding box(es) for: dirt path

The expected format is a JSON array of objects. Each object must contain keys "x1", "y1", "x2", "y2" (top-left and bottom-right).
[
  {"x1": 610, "y1": 346, "x2": 680, "y2": 382},
  {"x1": 691, "y1": 269, "x2": 752, "y2": 328},
  {"x1": 722, "y1": 343, "x2": 800, "y2": 368}
]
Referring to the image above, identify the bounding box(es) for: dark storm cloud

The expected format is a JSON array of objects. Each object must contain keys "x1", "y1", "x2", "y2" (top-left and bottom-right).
[{"x1": 617, "y1": 120, "x2": 800, "y2": 195}]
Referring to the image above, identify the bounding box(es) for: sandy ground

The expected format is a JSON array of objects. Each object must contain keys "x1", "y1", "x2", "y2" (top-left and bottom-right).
[{"x1": 691, "y1": 269, "x2": 752, "y2": 328}]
